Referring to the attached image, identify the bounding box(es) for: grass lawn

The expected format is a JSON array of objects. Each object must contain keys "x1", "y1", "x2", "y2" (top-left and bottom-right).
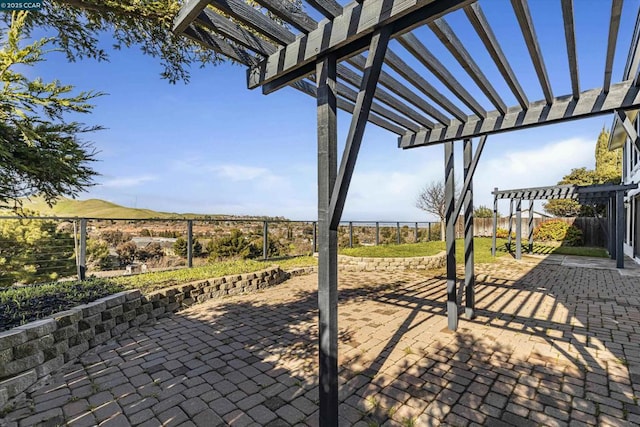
[{"x1": 340, "y1": 237, "x2": 508, "y2": 264}]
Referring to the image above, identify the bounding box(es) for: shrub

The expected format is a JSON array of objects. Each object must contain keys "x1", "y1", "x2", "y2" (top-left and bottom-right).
[
  {"x1": 173, "y1": 237, "x2": 203, "y2": 258},
  {"x1": 495, "y1": 228, "x2": 515, "y2": 239},
  {"x1": 116, "y1": 241, "x2": 138, "y2": 265},
  {"x1": 137, "y1": 242, "x2": 164, "y2": 262},
  {"x1": 207, "y1": 229, "x2": 287, "y2": 260},
  {"x1": 87, "y1": 239, "x2": 111, "y2": 270},
  {"x1": 533, "y1": 220, "x2": 582, "y2": 246}
]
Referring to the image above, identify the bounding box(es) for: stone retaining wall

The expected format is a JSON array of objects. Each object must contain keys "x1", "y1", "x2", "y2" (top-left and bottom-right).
[
  {"x1": 0, "y1": 267, "x2": 289, "y2": 409},
  {"x1": 338, "y1": 251, "x2": 446, "y2": 271}
]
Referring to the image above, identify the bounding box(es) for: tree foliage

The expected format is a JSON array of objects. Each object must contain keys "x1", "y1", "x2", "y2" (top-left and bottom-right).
[
  {"x1": 4, "y1": 1, "x2": 221, "y2": 84},
  {"x1": 0, "y1": 215, "x2": 75, "y2": 286},
  {"x1": 0, "y1": 11, "x2": 100, "y2": 209},
  {"x1": 544, "y1": 129, "x2": 622, "y2": 217},
  {"x1": 473, "y1": 205, "x2": 493, "y2": 218}
]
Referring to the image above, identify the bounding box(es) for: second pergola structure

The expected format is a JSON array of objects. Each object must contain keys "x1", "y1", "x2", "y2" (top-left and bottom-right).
[
  {"x1": 171, "y1": 0, "x2": 640, "y2": 423},
  {"x1": 491, "y1": 183, "x2": 638, "y2": 267}
]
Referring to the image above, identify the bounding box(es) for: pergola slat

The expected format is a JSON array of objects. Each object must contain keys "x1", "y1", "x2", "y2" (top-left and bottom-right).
[
  {"x1": 384, "y1": 50, "x2": 466, "y2": 121},
  {"x1": 337, "y1": 82, "x2": 421, "y2": 132},
  {"x1": 248, "y1": 0, "x2": 473, "y2": 92},
  {"x1": 465, "y1": 3, "x2": 528, "y2": 109},
  {"x1": 604, "y1": 0, "x2": 624, "y2": 93},
  {"x1": 305, "y1": 0, "x2": 343, "y2": 20},
  {"x1": 253, "y1": 0, "x2": 317, "y2": 33},
  {"x1": 210, "y1": 0, "x2": 295, "y2": 45},
  {"x1": 291, "y1": 79, "x2": 408, "y2": 135},
  {"x1": 511, "y1": 0, "x2": 553, "y2": 104},
  {"x1": 197, "y1": 8, "x2": 277, "y2": 56},
  {"x1": 338, "y1": 65, "x2": 435, "y2": 129},
  {"x1": 183, "y1": 24, "x2": 260, "y2": 66},
  {"x1": 429, "y1": 18, "x2": 508, "y2": 114},
  {"x1": 399, "y1": 81, "x2": 640, "y2": 147},
  {"x1": 560, "y1": 0, "x2": 580, "y2": 99},
  {"x1": 492, "y1": 183, "x2": 637, "y2": 202},
  {"x1": 346, "y1": 55, "x2": 450, "y2": 124},
  {"x1": 398, "y1": 33, "x2": 487, "y2": 118},
  {"x1": 616, "y1": 109, "x2": 640, "y2": 151},
  {"x1": 173, "y1": 0, "x2": 211, "y2": 34}
]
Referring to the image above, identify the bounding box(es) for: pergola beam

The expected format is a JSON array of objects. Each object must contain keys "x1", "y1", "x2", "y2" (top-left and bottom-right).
[
  {"x1": 560, "y1": 0, "x2": 580, "y2": 99},
  {"x1": 510, "y1": 0, "x2": 553, "y2": 104},
  {"x1": 173, "y1": 0, "x2": 211, "y2": 34},
  {"x1": 400, "y1": 81, "x2": 640, "y2": 148},
  {"x1": 604, "y1": 0, "x2": 624, "y2": 93},
  {"x1": 183, "y1": 25, "x2": 260, "y2": 66},
  {"x1": 248, "y1": 0, "x2": 473, "y2": 92},
  {"x1": 464, "y1": 3, "x2": 528, "y2": 109}
]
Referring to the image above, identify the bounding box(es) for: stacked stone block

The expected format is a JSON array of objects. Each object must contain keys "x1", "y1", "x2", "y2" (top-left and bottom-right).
[
  {"x1": 338, "y1": 251, "x2": 447, "y2": 271},
  {"x1": 0, "y1": 267, "x2": 288, "y2": 409}
]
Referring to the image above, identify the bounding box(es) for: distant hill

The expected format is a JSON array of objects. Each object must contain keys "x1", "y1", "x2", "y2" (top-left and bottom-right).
[
  {"x1": 17, "y1": 197, "x2": 196, "y2": 219},
  {"x1": 15, "y1": 197, "x2": 286, "y2": 221}
]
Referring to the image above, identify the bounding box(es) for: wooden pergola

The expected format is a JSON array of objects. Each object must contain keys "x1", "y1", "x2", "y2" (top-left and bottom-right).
[
  {"x1": 172, "y1": 0, "x2": 640, "y2": 423},
  {"x1": 491, "y1": 183, "x2": 638, "y2": 267}
]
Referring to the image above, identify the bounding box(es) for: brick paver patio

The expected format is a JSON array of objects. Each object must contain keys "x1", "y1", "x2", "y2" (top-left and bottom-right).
[{"x1": 2, "y1": 256, "x2": 639, "y2": 426}]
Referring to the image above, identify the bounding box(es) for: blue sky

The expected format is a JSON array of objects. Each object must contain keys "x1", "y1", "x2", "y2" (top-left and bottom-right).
[{"x1": 24, "y1": 0, "x2": 640, "y2": 221}]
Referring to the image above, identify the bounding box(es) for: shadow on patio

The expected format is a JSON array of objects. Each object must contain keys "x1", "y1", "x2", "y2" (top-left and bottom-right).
[{"x1": 3, "y1": 257, "x2": 639, "y2": 426}]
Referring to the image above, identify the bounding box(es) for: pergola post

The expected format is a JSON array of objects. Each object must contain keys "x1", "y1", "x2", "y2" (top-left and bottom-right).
[
  {"x1": 444, "y1": 140, "x2": 457, "y2": 330},
  {"x1": 507, "y1": 199, "x2": 514, "y2": 253},
  {"x1": 528, "y1": 199, "x2": 534, "y2": 253},
  {"x1": 463, "y1": 139, "x2": 475, "y2": 319},
  {"x1": 78, "y1": 219, "x2": 87, "y2": 281},
  {"x1": 492, "y1": 189, "x2": 498, "y2": 257},
  {"x1": 515, "y1": 198, "x2": 522, "y2": 260},
  {"x1": 609, "y1": 197, "x2": 616, "y2": 259},
  {"x1": 616, "y1": 190, "x2": 625, "y2": 268},
  {"x1": 316, "y1": 53, "x2": 338, "y2": 426}
]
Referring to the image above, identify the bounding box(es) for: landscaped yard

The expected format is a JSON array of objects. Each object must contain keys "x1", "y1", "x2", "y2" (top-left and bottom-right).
[{"x1": 0, "y1": 238, "x2": 608, "y2": 331}]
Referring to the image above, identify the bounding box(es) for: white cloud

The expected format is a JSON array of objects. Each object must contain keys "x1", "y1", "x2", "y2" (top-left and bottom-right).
[
  {"x1": 100, "y1": 175, "x2": 157, "y2": 188},
  {"x1": 473, "y1": 137, "x2": 595, "y2": 211},
  {"x1": 212, "y1": 165, "x2": 276, "y2": 182}
]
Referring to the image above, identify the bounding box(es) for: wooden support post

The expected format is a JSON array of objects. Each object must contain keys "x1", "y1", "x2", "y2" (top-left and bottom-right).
[
  {"x1": 616, "y1": 191, "x2": 625, "y2": 268},
  {"x1": 515, "y1": 199, "x2": 522, "y2": 260},
  {"x1": 444, "y1": 140, "x2": 457, "y2": 331},
  {"x1": 376, "y1": 222, "x2": 380, "y2": 245},
  {"x1": 492, "y1": 189, "x2": 498, "y2": 257},
  {"x1": 463, "y1": 139, "x2": 475, "y2": 319},
  {"x1": 79, "y1": 219, "x2": 87, "y2": 281},
  {"x1": 317, "y1": 53, "x2": 338, "y2": 426},
  {"x1": 187, "y1": 220, "x2": 194, "y2": 268},
  {"x1": 507, "y1": 199, "x2": 514, "y2": 253},
  {"x1": 528, "y1": 199, "x2": 534, "y2": 253},
  {"x1": 263, "y1": 221, "x2": 269, "y2": 260},
  {"x1": 349, "y1": 221, "x2": 353, "y2": 248}
]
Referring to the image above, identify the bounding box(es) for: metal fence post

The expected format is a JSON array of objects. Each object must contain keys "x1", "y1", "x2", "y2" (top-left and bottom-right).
[
  {"x1": 349, "y1": 221, "x2": 353, "y2": 248},
  {"x1": 263, "y1": 221, "x2": 269, "y2": 260},
  {"x1": 492, "y1": 190, "x2": 498, "y2": 256},
  {"x1": 428, "y1": 222, "x2": 432, "y2": 241},
  {"x1": 396, "y1": 222, "x2": 401, "y2": 244},
  {"x1": 187, "y1": 220, "x2": 193, "y2": 268},
  {"x1": 375, "y1": 222, "x2": 380, "y2": 245},
  {"x1": 79, "y1": 219, "x2": 87, "y2": 281},
  {"x1": 415, "y1": 222, "x2": 419, "y2": 242}
]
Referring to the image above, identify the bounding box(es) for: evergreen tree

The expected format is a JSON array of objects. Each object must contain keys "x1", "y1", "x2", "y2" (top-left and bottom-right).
[
  {"x1": 594, "y1": 128, "x2": 622, "y2": 184},
  {"x1": 0, "y1": 12, "x2": 100, "y2": 209}
]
